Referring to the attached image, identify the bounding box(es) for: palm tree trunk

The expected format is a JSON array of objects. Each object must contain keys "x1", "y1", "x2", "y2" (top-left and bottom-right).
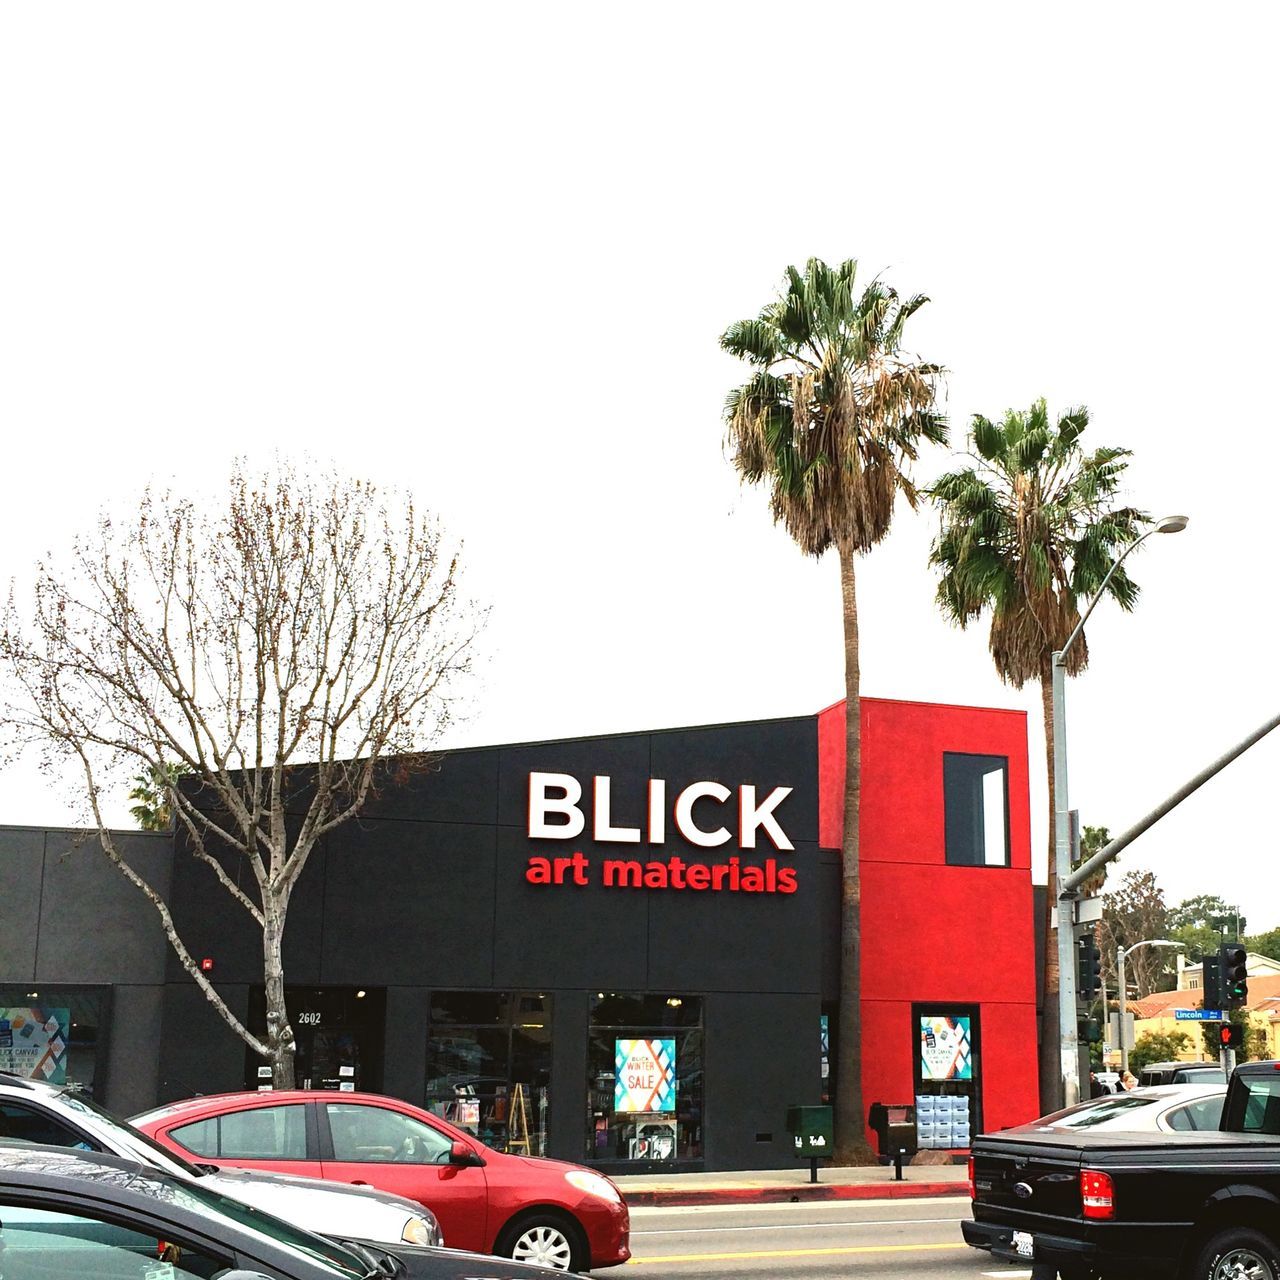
[
  {"x1": 1037, "y1": 655, "x2": 1061, "y2": 1114},
  {"x1": 834, "y1": 541, "x2": 874, "y2": 1163}
]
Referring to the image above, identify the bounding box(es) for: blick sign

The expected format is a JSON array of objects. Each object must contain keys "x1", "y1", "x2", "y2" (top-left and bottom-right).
[
  {"x1": 524, "y1": 771, "x2": 799, "y2": 895},
  {"x1": 528, "y1": 772, "x2": 794, "y2": 849}
]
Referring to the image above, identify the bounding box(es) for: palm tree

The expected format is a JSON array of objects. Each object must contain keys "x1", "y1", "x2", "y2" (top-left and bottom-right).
[
  {"x1": 929, "y1": 400, "x2": 1145, "y2": 1109},
  {"x1": 721, "y1": 258, "x2": 946, "y2": 1160},
  {"x1": 127, "y1": 761, "x2": 188, "y2": 831}
]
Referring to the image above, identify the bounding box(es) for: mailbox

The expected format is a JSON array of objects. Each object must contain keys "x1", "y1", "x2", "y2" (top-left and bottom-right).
[{"x1": 786, "y1": 1104, "x2": 834, "y2": 1158}]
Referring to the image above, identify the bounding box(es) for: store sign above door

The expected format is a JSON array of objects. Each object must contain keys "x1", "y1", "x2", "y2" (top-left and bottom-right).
[{"x1": 524, "y1": 771, "x2": 798, "y2": 895}]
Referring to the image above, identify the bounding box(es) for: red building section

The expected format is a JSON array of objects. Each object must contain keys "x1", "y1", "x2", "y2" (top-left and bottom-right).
[{"x1": 819, "y1": 696, "x2": 1041, "y2": 1143}]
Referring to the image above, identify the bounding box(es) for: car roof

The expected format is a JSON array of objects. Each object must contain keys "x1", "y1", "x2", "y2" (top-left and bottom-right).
[
  {"x1": 1140, "y1": 1061, "x2": 1220, "y2": 1072},
  {"x1": 0, "y1": 1141, "x2": 180, "y2": 1197},
  {"x1": 1134, "y1": 1082, "x2": 1227, "y2": 1098},
  {"x1": 134, "y1": 1088, "x2": 410, "y2": 1119}
]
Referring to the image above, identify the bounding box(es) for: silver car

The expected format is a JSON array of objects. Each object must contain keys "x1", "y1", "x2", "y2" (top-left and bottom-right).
[
  {"x1": 0, "y1": 1073, "x2": 443, "y2": 1249},
  {"x1": 1018, "y1": 1083, "x2": 1227, "y2": 1134}
]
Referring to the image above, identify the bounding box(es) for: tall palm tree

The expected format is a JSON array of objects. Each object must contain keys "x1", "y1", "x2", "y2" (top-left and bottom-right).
[
  {"x1": 721, "y1": 258, "x2": 946, "y2": 1160},
  {"x1": 928, "y1": 399, "x2": 1145, "y2": 1110}
]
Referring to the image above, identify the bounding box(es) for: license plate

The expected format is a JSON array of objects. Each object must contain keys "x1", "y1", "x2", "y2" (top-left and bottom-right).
[{"x1": 1012, "y1": 1230, "x2": 1034, "y2": 1259}]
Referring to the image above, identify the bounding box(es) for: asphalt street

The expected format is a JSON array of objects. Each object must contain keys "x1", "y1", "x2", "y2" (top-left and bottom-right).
[{"x1": 615, "y1": 1196, "x2": 1028, "y2": 1280}]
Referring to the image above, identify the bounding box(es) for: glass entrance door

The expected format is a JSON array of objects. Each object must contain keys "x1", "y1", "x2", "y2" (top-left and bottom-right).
[{"x1": 244, "y1": 987, "x2": 385, "y2": 1092}]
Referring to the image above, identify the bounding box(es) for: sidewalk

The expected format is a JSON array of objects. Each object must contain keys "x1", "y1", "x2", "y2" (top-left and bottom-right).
[{"x1": 612, "y1": 1162, "x2": 970, "y2": 1207}]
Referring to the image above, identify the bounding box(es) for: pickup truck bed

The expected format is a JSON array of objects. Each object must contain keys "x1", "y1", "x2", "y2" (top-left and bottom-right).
[{"x1": 965, "y1": 1127, "x2": 1280, "y2": 1279}]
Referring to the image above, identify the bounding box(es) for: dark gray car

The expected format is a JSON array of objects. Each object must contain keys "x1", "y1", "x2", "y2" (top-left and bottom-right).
[{"x1": 0, "y1": 1145, "x2": 577, "y2": 1279}]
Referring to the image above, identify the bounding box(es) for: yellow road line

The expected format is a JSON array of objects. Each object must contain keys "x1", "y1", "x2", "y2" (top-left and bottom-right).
[{"x1": 628, "y1": 1242, "x2": 968, "y2": 1264}]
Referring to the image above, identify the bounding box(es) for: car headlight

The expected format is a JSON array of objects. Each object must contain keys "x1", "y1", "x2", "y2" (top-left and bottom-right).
[
  {"x1": 565, "y1": 1169, "x2": 622, "y2": 1204},
  {"x1": 402, "y1": 1215, "x2": 444, "y2": 1247}
]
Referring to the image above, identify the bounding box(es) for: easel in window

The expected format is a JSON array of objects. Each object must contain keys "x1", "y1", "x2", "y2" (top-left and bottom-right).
[{"x1": 506, "y1": 1083, "x2": 531, "y2": 1154}]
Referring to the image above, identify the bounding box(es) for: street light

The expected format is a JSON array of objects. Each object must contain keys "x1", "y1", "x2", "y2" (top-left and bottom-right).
[
  {"x1": 1117, "y1": 939, "x2": 1185, "y2": 1075},
  {"x1": 1053, "y1": 515, "x2": 1188, "y2": 1108}
]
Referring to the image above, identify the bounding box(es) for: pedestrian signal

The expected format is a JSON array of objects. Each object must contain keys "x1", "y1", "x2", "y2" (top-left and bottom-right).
[{"x1": 1218, "y1": 1023, "x2": 1243, "y2": 1049}]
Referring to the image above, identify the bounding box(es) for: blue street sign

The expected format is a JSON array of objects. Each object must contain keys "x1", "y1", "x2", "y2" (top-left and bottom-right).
[{"x1": 1175, "y1": 1009, "x2": 1223, "y2": 1021}]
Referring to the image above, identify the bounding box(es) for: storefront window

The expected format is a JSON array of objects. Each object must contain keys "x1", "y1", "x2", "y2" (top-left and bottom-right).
[
  {"x1": 0, "y1": 985, "x2": 109, "y2": 1097},
  {"x1": 425, "y1": 991, "x2": 551, "y2": 1156},
  {"x1": 244, "y1": 987, "x2": 386, "y2": 1093},
  {"x1": 587, "y1": 993, "x2": 703, "y2": 1166},
  {"x1": 944, "y1": 753, "x2": 1009, "y2": 867},
  {"x1": 913, "y1": 1004, "x2": 981, "y2": 1149}
]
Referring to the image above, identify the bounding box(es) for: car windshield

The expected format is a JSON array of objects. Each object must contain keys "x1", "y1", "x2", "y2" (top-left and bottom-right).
[
  {"x1": 1033, "y1": 1095, "x2": 1161, "y2": 1128},
  {"x1": 56, "y1": 1091, "x2": 205, "y2": 1180},
  {"x1": 156, "y1": 1175, "x2": 376, "y2": 1277}
]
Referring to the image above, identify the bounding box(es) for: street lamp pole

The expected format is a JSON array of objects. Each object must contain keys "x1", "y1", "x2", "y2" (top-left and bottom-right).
[
  {"x1": 1053, "y1": 515, "x2": 1187, "y2": 1108},
  {"x1": 1117, "y1": 939, "x2": 1184, "y2": 1076}
]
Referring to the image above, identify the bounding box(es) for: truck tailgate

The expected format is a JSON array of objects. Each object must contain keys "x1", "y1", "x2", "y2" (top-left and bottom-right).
[{"x1": 973, "y1": 1137, "x2": 1083, "y2": 1219}]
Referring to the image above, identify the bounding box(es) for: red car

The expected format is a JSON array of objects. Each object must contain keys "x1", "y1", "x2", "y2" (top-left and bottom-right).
[{"x1": 131, "y1": 1090, "x2": 629, "y2": 1272}]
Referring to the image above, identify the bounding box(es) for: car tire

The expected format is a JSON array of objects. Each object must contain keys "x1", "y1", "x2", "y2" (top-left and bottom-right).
[
  {"x1": 495, "y1": 1211, "x2": 587, "y2": 1272},
  {"x1": 1192, "y1": 1227, "x2": 1280, "y2": 1280}
]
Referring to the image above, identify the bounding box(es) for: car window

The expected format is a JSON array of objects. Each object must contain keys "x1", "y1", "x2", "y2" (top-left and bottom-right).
[
  {"x1": 52, "y1": 1092, "x2": 204, "y2": 1179},
  {"x1": 1239, "y1": 1077, "x2": 1280, "y2": 1135},
  {"x1": 0, "y1": 1203, "x2": 230, "y2": 1279},
  {"x1": 0, "y1": 1102, "x2": 99, "y2": 1152},
  {"x1": 325, "y1": 1102, "x2": 454, "y2": 1164},
  {"x1": 1165, "y1": 1096, "x2": 1225, "y2": 1132},
  {"x1": 169, "y1": 1104, "x2": 307, "y2": 1160}
]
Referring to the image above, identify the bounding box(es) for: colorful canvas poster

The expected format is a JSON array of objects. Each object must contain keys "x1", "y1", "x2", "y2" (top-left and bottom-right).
[
  {"x1": 919, "y1": 1015, "x2": 973, "y2": 1081},
  {"x1": 0, "y1": 1007, "x2": 70, "y2": 1084},
  {"x1": 614, "y1": 1038, "x2": 676, "y2": 1113}
]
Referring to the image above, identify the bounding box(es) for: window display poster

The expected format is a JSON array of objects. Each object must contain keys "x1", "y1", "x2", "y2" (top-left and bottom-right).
[
  {"x1": 614, "y1": 1038, "x2": 675, "y2": 1113},
  {"x1": 919, "y1": 1015, "x2": 972, "y2": 1081},
  {"x1": 0, "y1": 1007, "x2": 69, "y2": 1084},
  {"x1": 820, "y1": 1014, "x2": 829, "y2": 1080}
]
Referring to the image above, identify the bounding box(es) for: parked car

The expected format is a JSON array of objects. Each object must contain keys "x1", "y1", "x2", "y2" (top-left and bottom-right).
[
  {"x1": 963, "y1": 1059, "x2": 1280, "y2": 1279},
  {"x1": 1136, "y1": 1060, "x2": 1226, "y2": 1087},
  {"x1": 0, "y1": 1071, "x2": 442, "y2": 1251},
  {"x1": 0, "y1": 1144, "x2": 575, "y2": 1279},
  {"x1": 133, "y1": 1088, "x2": 631, "y2": 1272},
  {"x1": 1021, "y1": 1083, "x2": 1227, "y2": 1134}
]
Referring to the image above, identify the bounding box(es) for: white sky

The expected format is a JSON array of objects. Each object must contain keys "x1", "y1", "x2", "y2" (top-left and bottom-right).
[{"x1": 2, "y1": 3, "x2": 1277, "y2": 927}]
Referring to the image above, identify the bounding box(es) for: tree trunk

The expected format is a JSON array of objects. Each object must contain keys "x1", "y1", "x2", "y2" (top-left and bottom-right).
[
  {"x1": 263, "y1": 904, "x2": 297, "y2": 1089},
  {"x1": 834, "y1": 543, "x2": 875, "y2": 1164},
  {"x1": 1037, "y1": 658, "x2": 1061, "y2": 1114}
]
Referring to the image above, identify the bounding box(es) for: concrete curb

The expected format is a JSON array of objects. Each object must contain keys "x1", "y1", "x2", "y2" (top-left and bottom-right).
[{"x1": 625, "y1": 1180, "x2": 966, "y2": 1207}]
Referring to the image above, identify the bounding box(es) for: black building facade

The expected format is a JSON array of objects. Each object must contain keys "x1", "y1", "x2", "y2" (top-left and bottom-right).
[{"x1": 1, "y1": 715, "x2": 839, "y2": 1172}]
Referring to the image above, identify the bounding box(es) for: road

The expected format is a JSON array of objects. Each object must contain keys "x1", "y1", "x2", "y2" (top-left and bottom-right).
[{"x1": 616, "y1": 1196, "x2": 1030, "y2": 1280}]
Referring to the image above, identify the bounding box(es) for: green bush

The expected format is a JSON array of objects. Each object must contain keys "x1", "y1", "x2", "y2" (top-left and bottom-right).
[{"x1": 1128, "y1": 1030, "x2": 1193, "y2": 1071}]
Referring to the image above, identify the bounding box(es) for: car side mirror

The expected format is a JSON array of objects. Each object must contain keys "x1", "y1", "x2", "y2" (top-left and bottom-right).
[{"x1": 449, "y1": 1139, "x2": 481, "y2": 1166}]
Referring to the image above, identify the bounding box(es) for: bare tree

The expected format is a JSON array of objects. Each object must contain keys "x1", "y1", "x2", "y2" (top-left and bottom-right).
[
  {"x1": 1, "y1": 462, "x2": 481, "y2": 1085},
  {"x1": 1097, "y1": 869, "x2": 1171, "y2": 999}
]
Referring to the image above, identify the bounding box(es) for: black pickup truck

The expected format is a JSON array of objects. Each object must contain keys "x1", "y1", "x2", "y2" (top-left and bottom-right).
[{"x1": 963, "y1": 1060, "x2": 1280, "y2": 1280}]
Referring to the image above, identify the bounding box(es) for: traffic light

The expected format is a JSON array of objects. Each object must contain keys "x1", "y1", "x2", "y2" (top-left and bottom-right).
[
  {"x1": 1202, "y1": 955, "x2": 1222, "y2": 1011},
  {"x1": 1218, "y1": 1022, "x2": 1243, "y2": 1050},
  {"x1": 1077, "y1": 931, "x2": 1102, "y2": 1005},
  {"x1": 1220, "y1": 942, "x2": 1249, "y2": 1009}
]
